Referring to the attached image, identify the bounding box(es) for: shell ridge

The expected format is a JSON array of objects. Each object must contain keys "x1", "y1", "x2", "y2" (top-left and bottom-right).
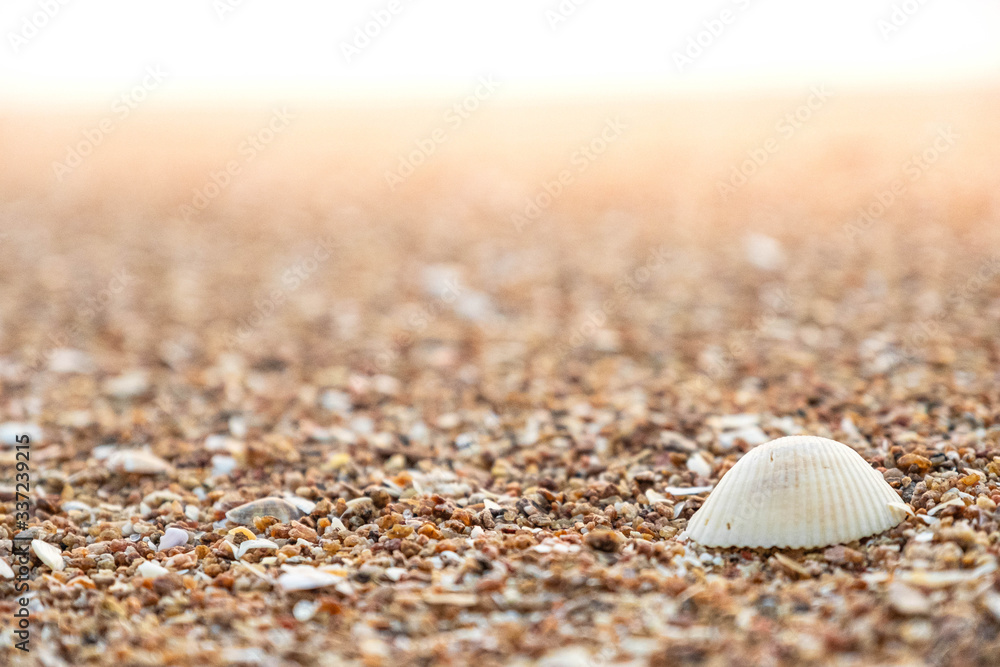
[
  {"x1": 823, "y1": 440, "x2": 850, "y2": 544},
  {"x1": 841, "y1": 444, "x2": 875, "y2": 540},
  {"x1": 717, "y1": 455, "x2": 749, "y2": 546},
  {"x1": 806, "y1": 440, "x2": 823, "y2": 547},
  {"x1": 856, "y1": 452, "x2": 893, "y2": 536}
]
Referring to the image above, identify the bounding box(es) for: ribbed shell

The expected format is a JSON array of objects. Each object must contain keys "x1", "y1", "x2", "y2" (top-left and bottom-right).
[{"x1": 686, "y1": 436, "x2": 908, "y2": 549}]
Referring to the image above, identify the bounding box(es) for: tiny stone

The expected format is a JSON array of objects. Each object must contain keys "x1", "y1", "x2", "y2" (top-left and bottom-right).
[
  {"x1": 584, "y1": 529, "x2": 623, "y2": 553},
  {"x1": 888, "y1": 581, "x2": 931, "y2": 616}
]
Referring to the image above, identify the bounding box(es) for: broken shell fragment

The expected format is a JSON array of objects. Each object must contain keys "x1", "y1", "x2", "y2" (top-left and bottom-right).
[
  {"x1": 31, "y1": 539, "x2": 65, "y2": 571},
  {"x1": 687, "y1": 435, "x2": 909, "y2": 549},
  {"x1": 237, "y1": 539, "x2": 279, "y2": 560},
  {"x1": 225, "y1": 497, "x2": 304, "y2": 525},
  {"x1": 157, "y1": 527, "x2": 189, "y2": 551}
]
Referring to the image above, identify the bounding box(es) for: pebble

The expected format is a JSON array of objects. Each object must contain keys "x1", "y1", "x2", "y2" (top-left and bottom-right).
[
  {"x1": 136, "y1": 561, "x2": 170, "y2": 578},
  {"x1": 211, "y1": 455, "x2": 239, "y2": 477},
  {"x1": 423, "y1": 592, "x2": 478, "y2": 607},
  {"x1": 106, "y1": 449, "x2": 173, "y2": 475},
  {"x1": 887, "y1": 581, "x2": 931, "y2": 615},
  {"x1": 896, "y1": 453, "x2": 932, "y2": 472},
  {"x1": 102, "y1": 371, "x2": 150, "y2": 399},
  {"x1": 744, "y1": 233, "x2": 785, "y2": 270},
  {"x1": 292, "y1": 600, "x2": 320, "y2": 622},
  {"x1": 46, "y1": 348, "x2": 95, "y2": 373},
  {"x1": 584, "y1": 529, "x2": 623, "y2": 553}
]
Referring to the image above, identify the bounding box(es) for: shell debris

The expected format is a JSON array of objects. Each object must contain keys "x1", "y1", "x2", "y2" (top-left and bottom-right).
[
  {"x1": 236, "y1": 539, "x2": 279, "y2": 560},
  {"x1": 225, "y1": 497, "x2": 305, "y2": 525},
  {"x1": 157, "y1": 527, "x2": 189, "y2": 551},
  {"x1": 31, "y1": 539, "x2": 65, "y2": 571}
]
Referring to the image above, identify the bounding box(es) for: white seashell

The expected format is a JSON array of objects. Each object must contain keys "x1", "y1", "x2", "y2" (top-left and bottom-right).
[
  {"x1": 225, "y1": 497, "x2": 304, "y2": 525},
  {"x1": 31, "y1": 539, "x2": 65, "y2": 571},
  {"x1": 136, "y1": 561, "x2": 170, "y2": 578},
  {"x1": 687, "y1": 435, "x2": 909, "y2": 549},
  {"x1": 237, "y1": 539, "x2": 278, "y2": 559},
  {"x1": 106, "y1": 449, "x2": 173, "y2": 475},
  {"x1": 0, "y1": 558, "x2": 14, "y2": 579},
  {"x1": 157, "y1": 527, "x2": 189, "y2": 551}
]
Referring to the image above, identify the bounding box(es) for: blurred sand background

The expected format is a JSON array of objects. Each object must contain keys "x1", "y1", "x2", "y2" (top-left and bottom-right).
[{"x1": 1, "y1": 89, "x2": 998, "y2": 383}]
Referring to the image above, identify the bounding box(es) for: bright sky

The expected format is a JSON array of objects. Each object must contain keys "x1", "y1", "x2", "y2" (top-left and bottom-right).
[{"x1": 2, "y1": 0, "x2": 999, "y2": 106}]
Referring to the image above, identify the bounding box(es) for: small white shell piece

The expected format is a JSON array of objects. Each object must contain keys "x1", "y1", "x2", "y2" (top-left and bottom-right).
[
  {"x1": 31, "y1": 539, "x2": 66, "y2": 571},
  {"x1": 687, "y1": 435, "x2": 909, "y2": 549}
]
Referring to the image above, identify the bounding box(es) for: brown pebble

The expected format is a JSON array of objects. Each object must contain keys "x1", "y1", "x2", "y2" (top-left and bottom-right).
[
  {"x1": 823, "y1": 545, "x2": 864, "y2": 566},
  {"x1": 289, "y1": 520, "x2": 319, "y2": 542},
  {"x1": 365, "y1": 486, "x2": 391, "y2": 509},
  {"x1": 584, "y1": 529, "x2": 623, "y2": 553},
  {"x1": 896, "y1": 453, "x2": 932, "y2": 472}
]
